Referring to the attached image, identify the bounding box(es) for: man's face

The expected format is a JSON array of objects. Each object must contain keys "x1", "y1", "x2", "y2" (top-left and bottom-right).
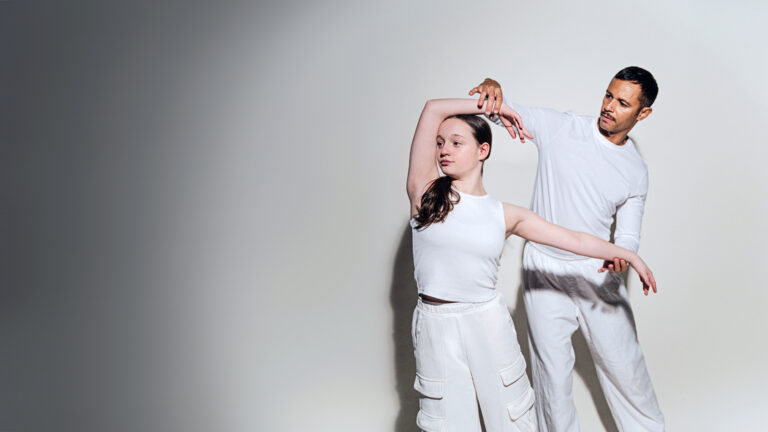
[{"x1": 598, "y1": 78, "x2": 651, "y2": 136}]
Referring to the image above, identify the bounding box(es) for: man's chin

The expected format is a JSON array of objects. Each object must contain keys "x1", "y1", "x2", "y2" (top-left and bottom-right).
[{"x1": 598, "y1": 119, "x2": 615, "y2": 133}]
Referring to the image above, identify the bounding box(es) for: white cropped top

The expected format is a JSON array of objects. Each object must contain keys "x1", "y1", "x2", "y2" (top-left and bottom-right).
[{"x1": 411, "y1": 188, "x2": 506, "y2": 302}]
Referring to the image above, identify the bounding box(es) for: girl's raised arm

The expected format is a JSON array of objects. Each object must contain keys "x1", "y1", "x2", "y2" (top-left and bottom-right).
[{"x1": 407, "y1": 99, "x2": 526, "y2": 207}]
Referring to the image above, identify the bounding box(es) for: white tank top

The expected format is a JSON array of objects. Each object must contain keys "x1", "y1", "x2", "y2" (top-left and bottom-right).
[{"x1": 410, "y1": 188, "x2": 506, "y2": 302}]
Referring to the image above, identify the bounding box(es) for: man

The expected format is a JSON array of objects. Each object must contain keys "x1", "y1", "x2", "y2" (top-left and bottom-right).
[{"x1": 470, "y1": 67, "x2": 665, "y2": 431}]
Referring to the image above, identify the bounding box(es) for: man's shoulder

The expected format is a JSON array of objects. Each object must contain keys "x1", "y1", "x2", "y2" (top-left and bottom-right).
[
  {"x1": 561, "y1": 113, "x2": 597, "y2": 139},
  {"x1": 626, "y1": 139, "x2": 649, "y2": 166}
]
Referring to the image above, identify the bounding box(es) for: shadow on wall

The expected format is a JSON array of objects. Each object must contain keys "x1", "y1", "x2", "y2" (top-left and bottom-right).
[
  {"x1": 511, "y1": 283, "x2": 619, "y2": 432},
  {"x1": 515, "y1": 246, "x2": 631, "y2": 432},
  {"x1": 390, "y1": 224, "x2": 418, "y2": 432},
  {"x1": 390, "y1": 225, "x2": 623, "y2": 432}
]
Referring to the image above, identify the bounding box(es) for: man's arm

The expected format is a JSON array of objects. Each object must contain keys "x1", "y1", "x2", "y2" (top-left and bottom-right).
[{"x1": 605, "y1": 171, "x2": 649, "y2": 273}]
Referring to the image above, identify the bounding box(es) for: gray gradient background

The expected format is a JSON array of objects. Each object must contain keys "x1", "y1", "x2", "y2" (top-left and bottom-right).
[{"x1": 1, "y1": 1, "x2": 766, "y2": 431}]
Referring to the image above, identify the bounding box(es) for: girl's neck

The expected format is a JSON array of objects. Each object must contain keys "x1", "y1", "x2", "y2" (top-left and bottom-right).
[{"x1": 451, "y1": 176, "x2": 486, "y2": 196}]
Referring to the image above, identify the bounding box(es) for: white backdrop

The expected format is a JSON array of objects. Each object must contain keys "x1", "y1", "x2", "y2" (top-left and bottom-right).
[
  {"x1": 2, "y1": 1, "x2": 767, "y2": 431},
  {"x1": 251, "y1": 1, "x2": 768, "y2": 431}
]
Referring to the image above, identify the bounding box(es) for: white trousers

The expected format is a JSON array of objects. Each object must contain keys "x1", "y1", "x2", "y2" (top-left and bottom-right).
[
  {"x1": 522, "y1": 243, "x2": 665, "y2": 432},
  {"x1": 412, "y1": 292, "x2": 537, "y2": 432}
]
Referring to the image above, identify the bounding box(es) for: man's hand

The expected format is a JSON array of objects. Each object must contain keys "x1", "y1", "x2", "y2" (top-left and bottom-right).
[
  {"x1": 469, "y1": 78, "x2": 503, "y2": 119},
  {"x1": 598, "y1": 257, "x2": 629, "y2": 274},
  {"x1": 598, "y1": 257, "x2": 658, "y2": 296}
]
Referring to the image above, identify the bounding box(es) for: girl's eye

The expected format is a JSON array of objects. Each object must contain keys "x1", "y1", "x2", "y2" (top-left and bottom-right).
[
  {"x1": 436, "y1": 142, "x2": 443, "y2": 146},
  {"x1": 453, "y1": 141, "x2": 461, "y2": 146}
]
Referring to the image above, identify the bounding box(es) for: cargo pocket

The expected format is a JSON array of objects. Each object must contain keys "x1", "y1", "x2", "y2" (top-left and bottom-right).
[
  {"x1": 505, "y1": 387, "x2": 536, "y2": 431},
  {"x1": 413, "y1": 373, "x2": 445, "y2": 431},
  {"x1": 500, "y1": 356, "x2": 536, "y2": 431},
  {"x1": 499, "y1": 355, "x2": 526, "y2": 387},
  {"x1": 416, "y1": 409, "x2": 445, "y2": 432}
]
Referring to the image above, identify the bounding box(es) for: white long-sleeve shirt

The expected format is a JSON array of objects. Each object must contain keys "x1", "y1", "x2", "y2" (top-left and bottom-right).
[{"x1": 499, "y1": 102, "x2": 649, "y2": 259}]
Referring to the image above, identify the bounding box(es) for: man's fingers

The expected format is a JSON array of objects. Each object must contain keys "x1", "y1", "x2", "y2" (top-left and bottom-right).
[
  {"x1": 486, "y1": 95, "x2": 496, "y2": 116},
  {"x1": 493, "y1": 90, "x2": 503, "y2": 114},
  {"x1": 477, "y1": 90, "x2": 488, "y2": 108},
  {"x1": 469, "y1": 86, "x2": 479, "y2": 96}
]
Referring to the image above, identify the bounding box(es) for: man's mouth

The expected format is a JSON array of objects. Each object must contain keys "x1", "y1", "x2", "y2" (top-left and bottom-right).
[{"x1": 601, "y1": 112, "x2": 614, "y2": 122}]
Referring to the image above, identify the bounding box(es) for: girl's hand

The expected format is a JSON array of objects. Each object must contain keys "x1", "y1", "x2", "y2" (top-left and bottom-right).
[
  {"x1": 499, "y1": 104, "x2": 534, "y2": 143},
  {"x1": 628, "y1": 257, "x2": 658, "y2": 296}
]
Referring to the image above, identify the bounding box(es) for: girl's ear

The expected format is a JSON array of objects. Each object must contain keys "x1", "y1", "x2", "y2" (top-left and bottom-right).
[{"x1": 478, "y1": 142, "x2": 490, "y2": 161}]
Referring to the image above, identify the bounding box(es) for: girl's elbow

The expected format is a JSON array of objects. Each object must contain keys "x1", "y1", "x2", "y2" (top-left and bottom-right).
[{"x1": 570, "y1": 232, "x2": 586, "y2": 252}]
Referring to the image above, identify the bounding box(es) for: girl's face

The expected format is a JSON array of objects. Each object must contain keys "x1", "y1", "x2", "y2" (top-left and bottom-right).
[{"x1": 436, "y1": 118, "x2": 488, "y2": 178}]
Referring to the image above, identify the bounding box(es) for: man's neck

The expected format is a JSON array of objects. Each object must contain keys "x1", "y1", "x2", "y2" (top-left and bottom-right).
[{"x1": 597, "y1": 120, "x2": 630, "y2": 146}]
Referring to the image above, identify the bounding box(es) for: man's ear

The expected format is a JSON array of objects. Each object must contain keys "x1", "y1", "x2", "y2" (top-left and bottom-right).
[{"x1": 636, "y1": 106, "x2": 653, "y2": 122}]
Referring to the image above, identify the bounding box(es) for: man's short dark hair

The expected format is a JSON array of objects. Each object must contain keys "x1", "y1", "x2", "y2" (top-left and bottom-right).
[{"x1": 614, "y1": 66, "x2": 658, "y2": 108}]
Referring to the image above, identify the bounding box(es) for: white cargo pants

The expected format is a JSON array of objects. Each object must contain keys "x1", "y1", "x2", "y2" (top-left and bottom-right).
[
  {"x1": 412, "y1": 292, "x2": 537, "y2": 432},
  {"x1": 522, "y1": 243, "x2": 665, "y2": 431}
]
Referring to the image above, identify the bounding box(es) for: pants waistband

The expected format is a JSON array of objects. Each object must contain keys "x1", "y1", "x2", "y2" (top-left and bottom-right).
[{"x1": 417, "y1": 291, "x2": 502, "y2": 315}]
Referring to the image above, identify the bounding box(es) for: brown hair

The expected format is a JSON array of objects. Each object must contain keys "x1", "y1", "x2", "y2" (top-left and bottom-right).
[{"x1": 413, "y1": 115, "x2": 492, "y2": 230}]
